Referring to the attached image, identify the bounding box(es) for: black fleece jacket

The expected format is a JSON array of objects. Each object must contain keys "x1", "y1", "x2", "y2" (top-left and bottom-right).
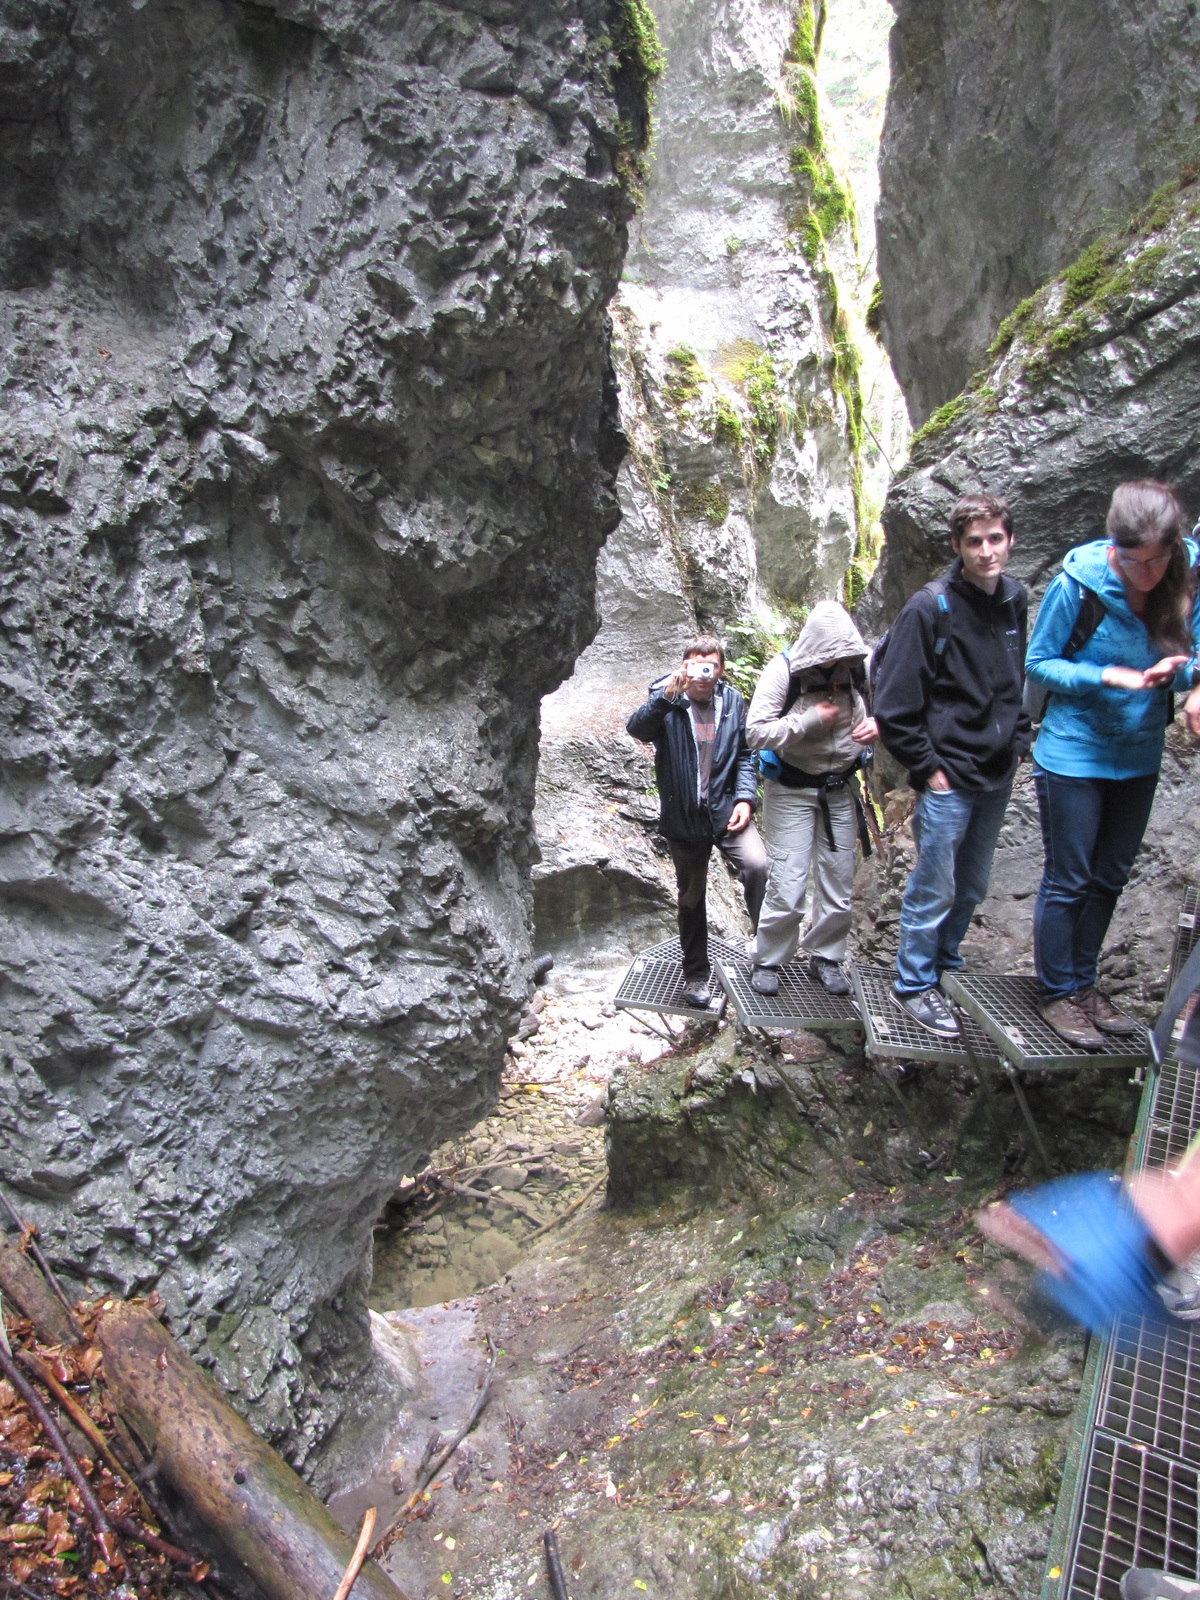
[
  {"x1": 626, "y1": 678, "x2": 757, "y2": 843},
  {"x1": 873, "y1": 559, "x2": 1032, "y2": 791}
]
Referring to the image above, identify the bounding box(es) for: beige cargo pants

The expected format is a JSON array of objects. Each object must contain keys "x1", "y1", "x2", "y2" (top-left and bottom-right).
[{"x1": 750, "y1": 781, "x2": 856, "y2": 968}]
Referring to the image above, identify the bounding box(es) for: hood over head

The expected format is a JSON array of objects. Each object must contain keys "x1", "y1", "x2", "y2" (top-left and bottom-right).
[{"x1": 787, "y1": 600, "x2": 869, "y2": 673}]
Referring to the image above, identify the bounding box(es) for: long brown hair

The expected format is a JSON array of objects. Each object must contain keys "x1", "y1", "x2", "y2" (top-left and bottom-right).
[{"x1": 1107, "y1": 479, "x2": 1195, "y2": 654}]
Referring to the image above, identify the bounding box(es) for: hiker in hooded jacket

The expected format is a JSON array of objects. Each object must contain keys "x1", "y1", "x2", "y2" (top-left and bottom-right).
[
  {"x1": 626, "y1": 634, "x2": 767, "y2": 1010},
  {"x1": 744, "y1": 601, "x2": 878, "y2": 997},
  {"x1": 872, "y1": 493, "x2": 1031, "y2": 1036},
  {"x1": 1024, "y1": 479, "x2": 1200, "y2": 1049}
]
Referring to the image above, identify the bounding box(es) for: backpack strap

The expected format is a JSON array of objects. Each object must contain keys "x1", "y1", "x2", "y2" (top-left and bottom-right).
[{"x1": 1062, "y1": 583, "x2": 1106, "y2": 659}]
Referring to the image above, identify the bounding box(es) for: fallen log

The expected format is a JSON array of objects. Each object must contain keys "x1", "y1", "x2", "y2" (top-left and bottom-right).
[
  {"x1": 0, "y1": 1232, "x2": 78, "y2": 1346},
  {"x1": 98, "y1": 1303, "x2": 414, "y2": 1600}
]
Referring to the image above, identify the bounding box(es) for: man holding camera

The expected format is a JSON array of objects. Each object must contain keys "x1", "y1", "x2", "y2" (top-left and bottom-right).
[{"x1": 626, "y1": 635, "x2": 767, "y2": 1008}]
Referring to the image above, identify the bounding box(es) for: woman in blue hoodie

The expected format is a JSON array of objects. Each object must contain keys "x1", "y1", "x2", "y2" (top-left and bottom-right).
[{"x1": 1025, "y1": 480, "x2": 1200, "y2": 1048}]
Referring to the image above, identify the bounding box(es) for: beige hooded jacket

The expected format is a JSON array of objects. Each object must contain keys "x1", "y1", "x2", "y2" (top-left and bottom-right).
[{"x1": 745, "y1": 601, "x2": 869, "y2": 775}]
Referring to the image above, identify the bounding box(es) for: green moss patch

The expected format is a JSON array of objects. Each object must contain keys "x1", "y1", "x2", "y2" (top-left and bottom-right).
[
  {"x1": 663, "y1": 345, "x2": 706, "y2": 411},
  {"x1": 674, "y1": 480, "x2": 731, "y2": 527},
  {"x1": 711, "y1": 395, "x2": 743, "y2": 449},
  {"x1": 611, "y1": 0, "x2": 665, "y2": 203},
  {"x1": 865, "y1": 277, "x2": 884, "y2": 338}
]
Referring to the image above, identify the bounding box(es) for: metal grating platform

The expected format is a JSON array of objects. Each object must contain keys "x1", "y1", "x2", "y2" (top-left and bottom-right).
[
  {"x1": 1168, "y1": 887, "x2": 1200, "y2": 991},
  {"x1": 713, "y1": 954, "x2": 860, "y2": 1034},
  {"x1": 942, "y1": 971, "x2": 1149, "y2": 1074},
  {"x1": 851, "y1": 964, "x2": 1002, "y2": 1068},
  {"x1": 613, "y1": 935, "x2": 739, "y2": 1022},
  {"x1": 1098, "y1": 1314, "x2": 1200, "y2": 1467},
  {"x1": 1067, "y1": 1433, "x2": 1200, "y2": 1600}
]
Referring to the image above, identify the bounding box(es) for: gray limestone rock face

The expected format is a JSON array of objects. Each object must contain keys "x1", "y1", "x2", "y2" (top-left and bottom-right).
[
  {"x1": 877, "y1": 0, "x2": 1200, "y2": 424},
  {"x1": 863, "y1": 190, "x2": 1200, "y2": 990},
  {"x1": 0, "y1": 0, "x2": 636, "y2": 1486}
]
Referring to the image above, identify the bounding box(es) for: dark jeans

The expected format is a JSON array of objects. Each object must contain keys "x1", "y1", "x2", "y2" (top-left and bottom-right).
[
  {"x1": 1032, "y1": 763, "x2": 1159, "y2": 1000},
  {"x1": 669, "y1": 822, "x2": 768, "y2": 978}
]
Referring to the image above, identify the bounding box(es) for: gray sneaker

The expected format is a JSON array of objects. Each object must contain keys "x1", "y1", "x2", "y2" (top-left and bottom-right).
[
  {"x1": 1120, "y1": 1571, "x2": 1200, "y2": 1600},
  {"x1": 892, "y1": 986, "x2": 959, "y2": 1036}
]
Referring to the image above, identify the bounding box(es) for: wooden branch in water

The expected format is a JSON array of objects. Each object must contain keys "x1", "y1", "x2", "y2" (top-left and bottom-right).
[
  {"x1": 525, "y1": 1171, "x2": 606, "y2": 1242},
  {"x1": 332, "y1": 1507, "x2": 376, "y2": 1600},
  {"x1": 451, "y1": 1182, "x2": 547, "y2": 1228},
  {"x1": 98, "y1": 1303, "x2": 414, "y2": 1600},
  {"x1": 372, "y1": 1334, "x2": 496, "y2": 1557},
  {"x1": 0, "y1": 1232, "x2": 79, "y2": 1346}
]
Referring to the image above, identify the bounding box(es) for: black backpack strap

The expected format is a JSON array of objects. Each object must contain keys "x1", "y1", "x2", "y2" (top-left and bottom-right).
[
  {"x1": 925, "y1": 578, "x2": 952, "y2": 659},
  {"x1": 1063, "y1": 584, "x2": 1107, "y2": 659}
]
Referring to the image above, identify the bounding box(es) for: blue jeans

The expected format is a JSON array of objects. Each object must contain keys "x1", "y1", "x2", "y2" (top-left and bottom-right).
[
  {"x1": 1032, "y1": 764, "x2": 1158, "y2": 1000},
  {"x1": 895, "y1": 783, "x2": 1012, "y2": 995}
]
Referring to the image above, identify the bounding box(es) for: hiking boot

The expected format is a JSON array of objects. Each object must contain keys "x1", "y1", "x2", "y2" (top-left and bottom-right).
[
  {"x1": 682, "y1": 976, "x2": 714, "y2": 1009},
  {"x1": 1039, "y1": 995, "x2": 1104, "y2": 1050},
  {"x1": 750, "y1": 966, "x2": 779, "y2": 996},
  {"x1": 892, "y1": 987, "x2": 959, "y2": 1036},
  {"x1": 1075, "y1": 985, "x2": 1138, "y2": 1036},
  {"x1": 809, "y1": 957, "x2": 851, "y2": 996},
  {"x1": 1120, "y1": 1571, "x2": 1200, "y2": 1600}
]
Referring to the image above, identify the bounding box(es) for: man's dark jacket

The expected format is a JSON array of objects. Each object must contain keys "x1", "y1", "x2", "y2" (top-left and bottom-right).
[
  {"x1": 626, "y1": 678, "x2": 757, "y2": 843},
  {"x1": 872, "y1": 558, "x2": 1032, "y2": 791}
]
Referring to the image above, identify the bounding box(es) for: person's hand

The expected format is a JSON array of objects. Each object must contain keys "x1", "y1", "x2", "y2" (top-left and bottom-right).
[
  {"x1": 726, "y1": 801, "x2": 752, "y2": 833},
  {"x1": 812, "y1": 700, "x2": 840, "y2": 728},
  {"x1": 927, "y1": 769, "x2": 952, "y2": 792},
  {"x1": 851, "y1": 716, "x2": 878, "y2": 745},
  {"x1": 1141, "y1": 654, "x2": 1191, "y2": 688},
  {"x1": 663, "y1": 668, "x2": 688, "y2": 700},
  {"x1": 1185, "y1": 684, "x2": 1200, "y2": 737},
  {"x1": 1102, "y1": 664, "x2": 1161, "y2": 690}
]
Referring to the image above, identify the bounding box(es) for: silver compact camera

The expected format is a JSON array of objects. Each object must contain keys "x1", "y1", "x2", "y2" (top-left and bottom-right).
[{"x1": 685, "y1": 661, "x2": 717, "y2": 681}]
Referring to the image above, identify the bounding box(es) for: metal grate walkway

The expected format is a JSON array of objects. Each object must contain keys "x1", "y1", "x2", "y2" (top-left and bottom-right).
[
  {"x1": 1044, "y1": 890, "x2": 1200, "y2": 1600},
  {"x1": 852, "y1": 963, "x2": 1002, "y2": 1068},
  {"x1": 613, "y1": 936, "x2": 737, "y2": 1022},
  {"x1": 714, "y1": 954, "x2": 861, "y2": 1035},
  {"x1": 943, "y1": 971, "x2": 1149, "y2": 1075}
]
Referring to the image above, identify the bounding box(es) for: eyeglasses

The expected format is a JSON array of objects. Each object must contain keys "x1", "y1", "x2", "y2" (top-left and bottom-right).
[{"x1": 1113, "y1": 546, "x2": 1172, "y2": 573}]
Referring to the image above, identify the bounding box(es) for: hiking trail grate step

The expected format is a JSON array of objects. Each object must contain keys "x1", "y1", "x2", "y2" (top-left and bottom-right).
[
  {"x1": 1168, "y1": 886, "x2": 1200, "y2": 992},
  {"x1": 942, "y1": 971, "x2": 1149, "y2": 1075},
  {"x1": 1065, "y1": 1432, "x2": 1200, "y2": 1600},
  {"x1": 613, "y1": 936, "x2": 737, "y2": 1022},
  {"x1": 851, "y1": 963, "x2": 1002, "y2": 1068},
  {"x1": 713, "y1": 955, "x2": 860, "y2": 1034}
]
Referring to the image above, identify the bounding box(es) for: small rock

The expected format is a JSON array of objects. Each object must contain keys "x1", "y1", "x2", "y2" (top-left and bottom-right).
[
  {"x1": 424, "y1": 1214, "x2": 445, "y2": 1233},
  {"x1": 580, "y1": 1015, "x2": 603, "y2": 1031},
  {"x1": 516, "y1": 1013, "x2": 540, "y2": 1040},
  {"x1": 492, "y1": 1164, "x2": 529, "y2": 1189},
  {"x1": 575, "y1": 1095, "x2": 606, "y2": 1127}
]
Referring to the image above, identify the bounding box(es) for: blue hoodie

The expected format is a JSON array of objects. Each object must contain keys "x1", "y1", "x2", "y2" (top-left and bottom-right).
[{"x1": 1025, "y1": 537, "x2": 1200, "y2": 779}]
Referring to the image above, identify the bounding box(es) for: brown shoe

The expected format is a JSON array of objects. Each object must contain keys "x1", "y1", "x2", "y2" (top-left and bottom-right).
[
  {"x1": 1075, "y1": 986, "x2": 1138, "y2": 1036},
  {"x1": 1039, "y1": 995, "x2": 1104, "y2": 1051}
]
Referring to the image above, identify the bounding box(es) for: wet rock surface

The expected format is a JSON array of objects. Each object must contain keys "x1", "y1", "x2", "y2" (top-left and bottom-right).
[
  {"x1": 877, "y1": 0, "x2": 1200, "y2": 422},
  {"x1": 355, "y1": 995, "x2": 1139, "y2": 1600},
  {"x1": 0, "y1": 0, "x2": 638, "y2": 1483},
  {"x1": 863, "y1": 188, "x2": 1200, "y2": 992}
]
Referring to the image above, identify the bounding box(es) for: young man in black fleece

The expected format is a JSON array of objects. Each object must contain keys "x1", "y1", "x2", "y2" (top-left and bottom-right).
[
  {"x1": 626, "y1": 634, "x2": 766, "y2": 1009},
  {"x1": 872, "y1": 494, "x2": 1031, "y2": 1035}
]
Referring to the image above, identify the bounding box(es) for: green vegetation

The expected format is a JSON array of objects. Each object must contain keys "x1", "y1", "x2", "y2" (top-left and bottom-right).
[
  {"x1": 908, "y1": 394, "x2": 971, "y2": 452},
  {"x1": 987, "y1": 166, "x2": 1200, "y2": 380},
  {"x1": 728, "y1": 347, "x2": 792, "y2": 469},
  {"x1": 663, "y1": 345, "x2": 705, "y2": 411},
  {"x1": 711, "y1": 395, "x2": 743, "y2": 449},
  {"x1": 674, "y1": 480, "x2": 731, "y2": 527},
  {"x1": 724, "y1": 609, "x2": 808, "y2": 700},
  {"x1": 865, "y1": 278, "x2": 884, "y2": 339},
  {"x1": 778, "y1": 9, "x2": 856, "y2": 266},
  {"x1": 611, "y1": 0, "x2": 665, "y2": 203},
  {"x1": 725, "y1": 235, "x2": 743, "y2": 257},
  {"x1": 786, "y1": 0, "x2": 824, "y2": 72}
]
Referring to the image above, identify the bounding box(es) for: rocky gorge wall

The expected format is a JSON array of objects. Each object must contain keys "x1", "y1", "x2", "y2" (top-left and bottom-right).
[
  {"x1": 864, "y1": 180, "x2": 1200, "y2": 992},
  {"x1": 876, "y1": 0, "x2": 1200, "y2": 425},
  {"x1": 534, "y1": 0, "x2": 872, "y2": 960},
  {"x1": 0, "y1": 0, "x2": 645, "y2": 1485}
]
